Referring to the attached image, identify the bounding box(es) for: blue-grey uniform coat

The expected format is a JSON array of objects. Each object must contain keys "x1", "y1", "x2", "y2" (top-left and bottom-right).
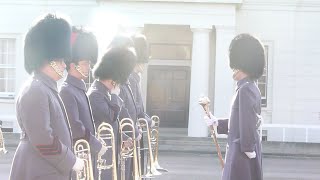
[
  {"x1": 118, "y1": 81, "x2": 141, "y2": 180},
  {"x1": 87, "y1": 80, "x2": 123, "y2": 179},
  {"x1": 217, "y1": 78, "x2": 263, "y2": 180},
  {"x1": 10, "y1": 72, "x2": 76, "y2": 180},
  {"x1": 128, "y1": 72, "x2": 152, "y2": 174},
  {"x1": 128, "y1": 72, "x2": 152, "y2": 126},
  {"x1": 119, "y1": 81, "x2": 140, "y2": 137},
  {"x1": 60, "y1": 74, "x2": 102, "y2": 178}
]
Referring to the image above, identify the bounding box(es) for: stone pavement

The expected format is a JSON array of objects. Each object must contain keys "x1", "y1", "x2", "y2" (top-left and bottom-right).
[{"x1": 1, "y1": 147, "x2": 320, "y2": 180}]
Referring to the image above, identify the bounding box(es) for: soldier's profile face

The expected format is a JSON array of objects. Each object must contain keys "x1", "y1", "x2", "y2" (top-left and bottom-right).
[
  {"x1": 77, "y1": 60, "x2": 91, "y2": 77},
  {"x1": 136, "y1": 63, "x2": 145, "y2": 73},
  {"x1": 56, "y1": 60, "x2": 67, "y2": 72}
]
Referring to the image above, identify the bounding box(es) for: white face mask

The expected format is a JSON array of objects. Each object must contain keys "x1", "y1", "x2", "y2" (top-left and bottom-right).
[
  {"x1": 49, "y1": 61, "x2": 64, "y2": 78},
  {"x1": 232, "y1": 69, "x2": 240, "y2": 80}
]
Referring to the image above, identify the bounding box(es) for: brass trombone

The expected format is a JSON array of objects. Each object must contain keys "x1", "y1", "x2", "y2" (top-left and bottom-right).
[
  {"x1": 137, "y1": 118, "x2": 161, "y2": 178},
  {"x1": 74, "y1": 139, "x2": 94, "y2": 180},
  {"x1": 119, "y1": 118, "x2": 140, "y2": 180},
  {"x1": 150, "y1": 116, "x2": 168, "y2": 172},
  {"x1": 96, "y1": 122, "x2": 117, "y2": 180}
]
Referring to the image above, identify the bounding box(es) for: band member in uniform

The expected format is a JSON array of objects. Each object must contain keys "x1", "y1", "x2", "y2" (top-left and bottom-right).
[
  {"x1": 204, "y1": 34, "x2": 265, "y2": 180},
  {"x1": 88, "y1": 47, "x2": 136, "y2": 179},
  {"x1": 59, "y1": 27, "x2": 108, "y2": 179},
  {"x1": 10, "y1": 14, "x2": 84, "y2": 180},
  {"x1": 109, "y1": 34, "x2": 141, "y2": 180},
  {"x1": 129, "y1": 34, "x2": 154, "y2": 174}
]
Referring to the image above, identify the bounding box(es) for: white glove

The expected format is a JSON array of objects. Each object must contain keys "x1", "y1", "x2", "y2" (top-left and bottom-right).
[
  {"x1": 245, "y1": 151, "x2": 256, "y2": 159},
  {"x1": 136, "y1": 132, "x2": 142, "y2": 141},
  {"x1": 151, "y1": 120, "x2": 155, "y2": 128},
  {"x1": 111, "y1": 85, "x2": 120, "y2": 96},
  {"x1": 204, "y1": 112, "x2": 218, "y2": 127},
  {"x1": 73, "y1": 157, "x2": 85, "y2": 173},
  {"x1": 98, "y1": 145, "x2": 108, "y2": 157}
]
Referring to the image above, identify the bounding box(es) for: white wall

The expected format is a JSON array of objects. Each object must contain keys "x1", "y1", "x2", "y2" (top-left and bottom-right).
[
  {"x1": 0, "y1": 0, "x2": 237, "y2": 134},
  {"x1": 1, "y1": 0, "x2": 319, "y2": 142},
  {"x1": 237, "y1": 0, "x2": 320, "y2": 142}
]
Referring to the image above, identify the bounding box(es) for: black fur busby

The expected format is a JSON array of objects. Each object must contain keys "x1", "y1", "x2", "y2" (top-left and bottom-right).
[
  {"x1": 67, "y1": 27, "x2": 98, "y2": 68},
  {"x1": 108, "y1": 34, "x2": 134, "y2": 49},
  {"x1": 93, "y1": 47, "x2": 136, "y2": 84},
  {"x1": 132, "y1": 34, "x2": 149, "y2": 64},
  {"x1": 24, "y1": 13, "x2": 72, "y2": 74},
  {"x1": 229, "y1": 34, "x2": 265, "y2": 80}
]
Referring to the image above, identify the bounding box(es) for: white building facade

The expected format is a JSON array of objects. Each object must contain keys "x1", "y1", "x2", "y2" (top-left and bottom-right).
[{"x1": 0, "y1": 0, "x2": 319, "y2": 143}]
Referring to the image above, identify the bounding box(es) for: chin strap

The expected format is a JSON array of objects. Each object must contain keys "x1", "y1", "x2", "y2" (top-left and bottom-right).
[
  {"x1": 49, "y1": 61, "x2": 64, "y2": 78},
  {"x1": 76, "y1": 65, "x2": 88, "y2": 78}
]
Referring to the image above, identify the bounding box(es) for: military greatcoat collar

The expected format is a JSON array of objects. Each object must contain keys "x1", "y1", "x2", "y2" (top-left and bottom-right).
[
  {"x1": 91, "y1": 80, "x2": 111, "y2": 95},
  {"x1": 66, "y1": 74, "x2": 87, "y2": 91},
  {"x1": 34, "y1": 72, "x2": 58, "y2": 93},
  {"x1": 236, "y1": 77, "x2": 252, "y2": 91},
  {"x1": 130, "y1": 72, "x2": 140, "y2": 83}
]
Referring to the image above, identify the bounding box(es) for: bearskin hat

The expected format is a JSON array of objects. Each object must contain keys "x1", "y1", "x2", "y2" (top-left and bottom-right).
[
  {"x1": 108, "y1": 34, "x2": 134, "y2": 49},
  {"x1": 93, "y1": 47, "x2": 136, "y2": 84},
  {"x1": 66, "y1": 26, "x2": 98, "y2": 68},
  {"x1": 229, "y1": 34, "x2": 265, "y2": 80},
  {"x1": 24, "y1": 13, "x2": 72, "y2": 74},
  {"x1": 132, "y1": 34, "x2": 149, "y2": 64}
]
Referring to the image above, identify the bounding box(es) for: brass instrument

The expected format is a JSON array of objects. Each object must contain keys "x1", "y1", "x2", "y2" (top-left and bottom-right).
[
  {"x1": 150, "y1": 116, "x2": 168, "y2": 172},
  {"x1": 198, "y1": 96, "x2": 224, "y2": 169},
  {"x1": 119, "y1": 118, "x2": 140, "y2": 180},
  {"x1": 0, "y1": 123, "x2": 8, "y2": 154},
  {"x1": 74, "y1": 139, "x2": 94, "y2": 180},
  {"x1": 137, "y1": 118, "x2": 161, "y2": 178},
  {"x1": 96, "y1": 122, "x2": 117, "y2": 180}
]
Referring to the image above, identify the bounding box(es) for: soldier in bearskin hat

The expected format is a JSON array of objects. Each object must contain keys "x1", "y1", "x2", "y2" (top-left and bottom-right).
[
  {"x1": 129, "y1": 34, "x2": 153, "y2": 126},
  {"x1": 87, "y1": 46, "x2": 136, "y2": 179},
  {"x1": 128, "y1": 33, "x2": 154, "y2": 175},
  {"x1": 59, "y1": 27, "x2": 108, "y2": 179},
  {"x1": 108, "y1": 34, "x2": 141, "y2": 180},
  {"x1": 10, "y1": 14, "x2": 84, "y2": 180},
  {"x1": 204, "y1": 34, "x2": 265, "y2": 180}
]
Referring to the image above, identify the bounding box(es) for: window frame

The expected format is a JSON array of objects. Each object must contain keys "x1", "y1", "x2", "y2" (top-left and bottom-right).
[
  {"x1": 0, "y1": 37, "x2": 17, "y2": 99},
  {"x1": 0, "y1": 33, "x2": 19, "y2": 100},
  {"x1": 258, "y1": 41, "x2": 273, "y2": 108},
  {"x1": 149, "y1": 42, "x2": 193, "y2": 61}
]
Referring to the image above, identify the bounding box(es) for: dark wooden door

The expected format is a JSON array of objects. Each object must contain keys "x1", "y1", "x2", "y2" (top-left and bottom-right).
[{"x1": 146, "y1": 66, "x2": 190, "y2": 128}]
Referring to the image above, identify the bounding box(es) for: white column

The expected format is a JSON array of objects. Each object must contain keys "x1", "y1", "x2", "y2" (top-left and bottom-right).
[
  {"x1": 188, "y1": 28, "x2": 211, "y2": 137},
  {"x1": 213, "y1": 26, "x2": 236, "y2": 119},
  {"x1": 13, "y1": 35, "x2": 24, "y2": 133}
]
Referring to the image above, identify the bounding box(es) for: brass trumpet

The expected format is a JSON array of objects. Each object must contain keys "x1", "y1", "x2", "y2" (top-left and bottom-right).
[
  {"x1": 74, "y1": 139, "x2": 94, "y2": 180},
  {"x1": 96, "y1": 122, "x2": 117, "y2": 180},
  {"x1": 119, "y1": 118, "x2": 140, "y2": 180},
  {"x1": 137, "y1": 118, "x2": 161, "y2": 178},
  {"x1": 150, "y1": 116, "x2": 168, "y2": 172}
]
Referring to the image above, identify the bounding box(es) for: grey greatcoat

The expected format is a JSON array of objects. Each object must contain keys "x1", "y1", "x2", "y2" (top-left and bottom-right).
[
  {"x1": 87, "y1": 80, "x2": 123, "y2": 179},
  {"x1": 10, "y1": 72, "x2": 76, "y2": 180},
  {"x1": 119, "y1": 81, "x2": 140, "y2": 137},
  {"x1": 119, "y1": 80, "x2": 143, "y2": 180},
  {"x1": 128, "y1": 72, "x2": 152, "y2": 126},
  {"x1": 217, "y1": 78, "x2": 263, "y2": 180},
  {"x1": 128, "y1": 72, "x2": 152, "y2": 174},
  {"x1": 60, "y1": 74, "x2": 102, "y2": 178}
]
